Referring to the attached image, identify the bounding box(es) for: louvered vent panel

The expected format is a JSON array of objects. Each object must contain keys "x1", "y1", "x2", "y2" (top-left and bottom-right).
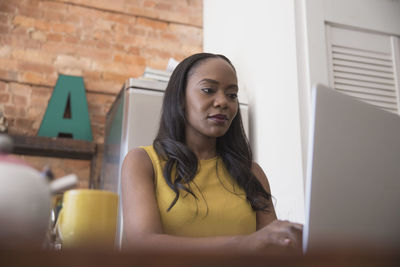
[
  {"x1": 327, "y1": 25, "x2": 399, "y2": 114},
  {"x1": 332, "y1": 45, "x2": 397, "y2": 112}
]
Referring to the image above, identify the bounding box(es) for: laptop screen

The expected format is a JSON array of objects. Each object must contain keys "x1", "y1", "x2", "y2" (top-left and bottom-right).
[{"x1": 303, "y1": 84, "x2": 400, "y2": 252}]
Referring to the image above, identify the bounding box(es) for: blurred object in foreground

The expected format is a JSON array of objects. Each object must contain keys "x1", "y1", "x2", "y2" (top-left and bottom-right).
[{"x1": 0, "y1": 112, "x2": 8, "y2": 133}]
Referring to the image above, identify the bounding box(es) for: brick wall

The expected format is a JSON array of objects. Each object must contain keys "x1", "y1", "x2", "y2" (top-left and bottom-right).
[{"x1": 0, "y1": 0, "x2": 202, "y2": 186}]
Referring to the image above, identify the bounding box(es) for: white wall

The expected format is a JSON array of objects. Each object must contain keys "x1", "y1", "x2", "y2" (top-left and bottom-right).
[{"x1": 204, "y1": 0, "x2": 304, "y2": 223}]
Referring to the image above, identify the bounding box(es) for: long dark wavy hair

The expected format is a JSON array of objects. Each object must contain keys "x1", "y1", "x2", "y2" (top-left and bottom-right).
[{"x1": 153, "y1": 53, "x2": 271, "y2": 212}]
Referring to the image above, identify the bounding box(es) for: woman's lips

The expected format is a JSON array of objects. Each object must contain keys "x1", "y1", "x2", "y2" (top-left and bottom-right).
[{"x1": 208, "y1": 114, "x2": 228, "y2": 123}]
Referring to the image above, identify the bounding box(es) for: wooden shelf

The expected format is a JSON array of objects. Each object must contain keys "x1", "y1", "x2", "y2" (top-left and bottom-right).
[
  {"x1": 10, "y1": 135, "x2": 96, "y2": 160},
  {"x1": 9, "y1": 135, "x2": 102, "y2": 188}
]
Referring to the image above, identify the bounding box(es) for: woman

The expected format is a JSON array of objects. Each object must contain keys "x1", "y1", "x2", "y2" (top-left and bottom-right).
[{"x1": 121, "y1": 53, "x2": 302, "y2": 253}]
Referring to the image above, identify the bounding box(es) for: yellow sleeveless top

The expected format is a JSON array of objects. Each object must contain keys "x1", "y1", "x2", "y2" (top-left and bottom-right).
[{"x1": 141, "y1": 145, "x2": 256, "y2": 237}]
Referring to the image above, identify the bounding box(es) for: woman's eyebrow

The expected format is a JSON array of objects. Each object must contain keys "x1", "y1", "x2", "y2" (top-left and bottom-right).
[
  {"x1": 197, "y1": 78, "x2": 219, "y2": 85},
  {"x1": 197, "y1": 79, "x2": 238, "y2": 90}
]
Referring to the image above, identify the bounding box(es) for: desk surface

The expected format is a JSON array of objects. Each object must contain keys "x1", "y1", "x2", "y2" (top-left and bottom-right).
[{"x1": 1, "y1": 248, "x2": 399, "y2": 267}]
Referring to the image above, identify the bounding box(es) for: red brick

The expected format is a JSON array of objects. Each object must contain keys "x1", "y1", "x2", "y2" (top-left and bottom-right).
[
  {"x1": 88, "y1": 103, "x2": 103, "y2": 115},
  {"x1": 141, "y1": 47, "x2": 171, "y2": 59},
  {"x1": 28, "y1": 106, "x2": 45, "y2": 118},
  {"x1": 144, "y1": 37, "x2": 177, "y2": 51},
  {"x1": 83, "y1": 70, "x2": 101, "y2": 80},
  {"x1": 80, "y1": 39, "x2": 98, "y2": 47},
  {"x1": 12, "y1": 26, "x2": 29, "y2": 36},
  {"x1": 31, "y1": 86, "x2": 51, "y2": 98},
  {"x1": 0, "y1": 93, "x2": 9, "y2": 103},
  {"x1": 169, "y1": 23, "x2": 202, "y2": 36},
  {"x1": 0, "y1": 45, "x2": 11, "y2": 58},
  {"x1": 127, "y1": 46, "x2": 140, "y2": 55},
  {"x1": 47, "y1": 33, "x2": 63, "y2": 42},
  {"x1": 84, "y1": 79, "x2": 120, "y2": 95},
  {"x1": 13, "y1": 15, "x2": 36, "y2": 28},
  {"x1": 114, "y1": 33, "x2": 143, "y2": 47},
  {"x1": 91, "y1": 115, "x2": 106, "y2": 124},
  {"x1": 161, "y1": 32, "x2": 179, "y2": 42},
  {"x1": 43, "y1": 10, "x2": 65, "y2": 22},
  {"x1": 136, "y1": 17, "x2": 168, "y2": 30},
  {"x1": 125, "y1": 5, "x2": 158, "y2": 19},
  {"x1": 112, "y1": 43, "x2": 125, "y2": 51},
  {"x1": 128, "y1": 26, "x2": 147, "y2": 36},
  {"x1": 0, "y1": 35, "x2": 12, "y2": 46},
  {"x1": 39, "y1": 0, "x2": 67, "y2": 11},
  {"x1": 9, "y1": 83, "x2": 32, "y2": 96},
  {"x1": 64, "y1": 35, "x2": 80, "y2": 44},
  {"x1": 17, "y1": 61, "x2": 55, "y2": 74},
  {"x1": 0, "y1": 1, "x2": 18, "y2": 13},
  {"x1": 80, "y1": 17, "x2": 95, "y2": 28},
  {"x1": 187, "y1": 0, "x2": 202, "y2": 7},
  {"x1": 143, "y1": 0, "x2": 156, "y2": 8},
  {"x1": 15, "y1": 118, "x2": 34, "y2": 129},
  {"x1": 34, "y1": 20, "x2": 52, "y2": 31},
  {"x1": 181, "y1": 44, "x2": 202, "y2": 55},
  {"x1": 0, "y1": 81, "x2": 7, "y2": 91},
  {"x1": 0, "y1": 13, "x2": 8, "y2": 24},
  {"x1": 12, "y1": 48, "x2": 55, "y2": 65},
  {"x1": 54, "y1": 54, "x2": 92, "y2": 70},
  {"x1": 113, "y1": 53, "x2": 146, "y2": 65},
  {"x1": 79, "y1": 47, "x2": 112, "y2": 61},
  {"x1": 96, "y1": 40, "x2": 111, "y2": 50},
  {"x1": 102, "y1": 71, "x2": 130, "y2": 83},
  {"x1": 0, "y1": 23, "x2": 11, "y2": 34},
  {"x1": 52, "y1": 23, "x2": 76, "y2": 34},
  {"x1": 93, "y1": 19, "x2": 114, "y2": 31},
  {"x1": 0, "y1": 51, "x2": 16, "y2": 63},
  {"x1": 104, "y1": 13, "x2": 129, "y2": 24},
  {"x1": 166, "y1": 10, "x2": 202, "y2": 27},
  {"x1": 9, "y1": 35, "x2": 42, "y2": 50},
  {"x1": 12, "y1": 94, "x2": 28, "y2": 105},
  {"x1": 0, "y1": 69, "x2": 18, "y2": 81},
  {"x1": 31, "y1": 30, "x2": 47, "y2": 41},
  {"x1": 4, "y1": 105, "x2": 16, "y2": 117},
  {"x1": 18, "y1": 6, "x2": 44, "y2": 20},
  {"x1": 31, "y1": 96, "x2": 49, "y2": 106},
  {"x1": 20, "y1": 71, "x2": 48, "y2": 85},
  {"x1": 155, "y1": 2, "x2": 172, "y2": 11},
  {"x1": 146, "y1": 57, "x2": 169, "y2": 70},
  {"x1": 86, "y1": 93, "x2": 115, "y2": 107}
]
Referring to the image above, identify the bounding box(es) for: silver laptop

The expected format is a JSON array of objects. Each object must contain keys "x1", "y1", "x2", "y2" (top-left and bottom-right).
[{"x1": 303, "y1": 84, "x2": 400, "y2": 253}]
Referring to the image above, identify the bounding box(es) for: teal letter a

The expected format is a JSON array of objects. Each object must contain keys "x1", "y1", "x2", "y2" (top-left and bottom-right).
[{"x1": 38, "y1": 74, "x2": 93, "y2": 141}]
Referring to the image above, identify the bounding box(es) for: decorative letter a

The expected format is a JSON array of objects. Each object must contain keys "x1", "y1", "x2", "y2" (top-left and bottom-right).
[{"x1": 38, "y1": 74, "x2": 93, "y2": 141}]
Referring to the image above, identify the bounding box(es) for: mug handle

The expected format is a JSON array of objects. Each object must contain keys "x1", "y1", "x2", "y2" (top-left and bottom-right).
[{"x1": 55, "y1": 208, "x2": 64, "y2": 241}]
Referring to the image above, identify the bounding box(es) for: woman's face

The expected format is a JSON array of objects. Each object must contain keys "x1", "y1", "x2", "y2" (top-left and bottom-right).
[{"x1": 184, "y1": 57, "x2": 239, "y2": 141}]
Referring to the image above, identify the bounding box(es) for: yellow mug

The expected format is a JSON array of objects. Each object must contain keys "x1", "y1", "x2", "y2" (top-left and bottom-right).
[{"x1": 57, "y1": 189, "x2": 118, "y2": 249}]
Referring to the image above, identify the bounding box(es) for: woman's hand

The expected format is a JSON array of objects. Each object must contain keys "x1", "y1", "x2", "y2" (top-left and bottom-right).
[{"x1": 241, "y1": 220, "x2": 303, "y2": 254}]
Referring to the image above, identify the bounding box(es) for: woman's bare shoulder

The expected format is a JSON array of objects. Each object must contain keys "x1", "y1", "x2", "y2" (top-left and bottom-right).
[
  {"x1": 251, "y1": 162, "x2": 271, "y2": 192},
  {"x1": 122, "y1": 147, "x2": 154, "y2": 180}
]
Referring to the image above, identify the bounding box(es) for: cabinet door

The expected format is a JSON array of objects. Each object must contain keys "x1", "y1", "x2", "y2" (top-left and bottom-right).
[{"x1": 298, "y1": 0, "x2": 400, "y2": 176}]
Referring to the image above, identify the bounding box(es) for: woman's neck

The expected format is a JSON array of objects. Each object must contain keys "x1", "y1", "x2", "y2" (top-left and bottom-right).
[{"x1": 185, "y1": 135, "x2": 217, "y2": 160}]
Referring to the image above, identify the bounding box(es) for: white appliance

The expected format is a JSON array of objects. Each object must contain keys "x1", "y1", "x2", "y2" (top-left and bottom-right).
[{"x1": 100, "y1": 78, "x2": 250, "y2": 247}]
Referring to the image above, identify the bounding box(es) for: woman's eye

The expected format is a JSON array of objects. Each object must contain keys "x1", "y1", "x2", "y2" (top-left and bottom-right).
[
  {"x1": 228, "y1": 93, "x2": 238, "y2": 99},
  {"x1": 201, "y1": 88, "x2": 214, "y2": 94}
]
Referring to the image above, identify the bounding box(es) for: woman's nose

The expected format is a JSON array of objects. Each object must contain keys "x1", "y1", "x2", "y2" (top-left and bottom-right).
[{"x1": 213, "y1": 91, "x2": 228, "y2": 108}]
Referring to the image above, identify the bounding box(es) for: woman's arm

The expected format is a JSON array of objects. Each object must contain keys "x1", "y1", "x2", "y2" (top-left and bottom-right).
[
  {"x1": 121, "y1": 148, "x2": 302, "y2": 253},
  {"x1": 251, "y1": 162, "x2": 277, "y2": 230},
  {"x1": 251, "y1": 162, "x2": 303, "y2": 250}
]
